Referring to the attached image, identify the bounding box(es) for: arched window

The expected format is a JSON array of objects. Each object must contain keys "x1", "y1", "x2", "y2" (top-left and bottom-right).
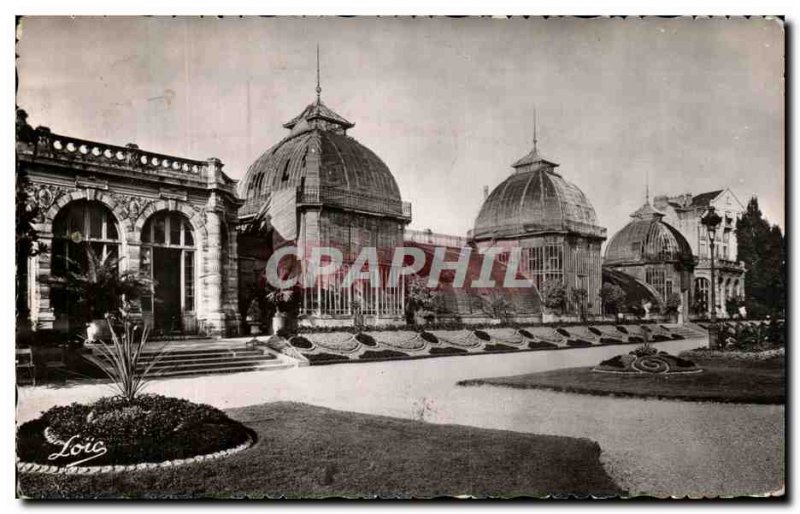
[
  {"x1": 140, "y1": 211, "x2": 196, "y2": 324},
  {"x1": 51, "y1": 200, "x2": 121, "y2": 317}
]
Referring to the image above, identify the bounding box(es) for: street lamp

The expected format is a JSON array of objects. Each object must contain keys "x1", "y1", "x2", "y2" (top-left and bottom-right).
[{"x1": 701, "y1": 206, "x2": 722, "y2": 349}]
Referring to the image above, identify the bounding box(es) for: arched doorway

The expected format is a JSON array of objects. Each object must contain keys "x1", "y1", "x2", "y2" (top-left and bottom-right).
[
  {"x1": 51, "y1": 200, "x2": 122, "y2": 327},
  {"x1": 140, "y1": 211, "x2": 196, "y2": 333},
  {"x1": 694, "y1": 277, "x2": 710, "y2": 317}
]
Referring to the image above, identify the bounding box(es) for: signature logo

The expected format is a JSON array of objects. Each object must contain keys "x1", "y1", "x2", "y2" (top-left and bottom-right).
[{"x1": 48, "y1": 435, "x2": 108, "y2": 467}]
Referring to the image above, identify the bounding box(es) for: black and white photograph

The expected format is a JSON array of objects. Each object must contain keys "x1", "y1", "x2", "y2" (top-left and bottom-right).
[{"x1": 12, "y1": 13, "x2": 786, "y2": 500}]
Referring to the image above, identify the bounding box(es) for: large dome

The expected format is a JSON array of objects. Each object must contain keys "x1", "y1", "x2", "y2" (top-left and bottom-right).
[
  {"x1": 239, "y1": 99, "x2": 404, "y2": 219},
  {"x1": 604, "y1": 202, "x2": 694, "y2": 266},
  {"x1": 472, "y1": 147, "x2": 605, "y2": 241}
]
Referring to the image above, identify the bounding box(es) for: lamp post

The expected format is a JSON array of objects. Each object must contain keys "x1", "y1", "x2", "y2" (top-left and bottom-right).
[{"x1": 701, "y1": 206, "x2": 722, "y2": 349}]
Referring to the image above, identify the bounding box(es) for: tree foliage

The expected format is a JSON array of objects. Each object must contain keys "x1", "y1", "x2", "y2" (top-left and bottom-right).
[
  {"x1": 736, "y1": 197, "x2": 785, "y2": 318},
  {"x1": 599, "y1": 283, "x2": 626, "y2": 316}
]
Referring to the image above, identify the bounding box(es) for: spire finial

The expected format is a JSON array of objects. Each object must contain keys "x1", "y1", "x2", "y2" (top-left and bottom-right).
[
  {"x1": 315, "y1": 43, "x2": 322, "y2": 103},
  {"x1": 532, "y1": 107, "x2": 538, "y2": 153},
  {"x1": 645, "y1": 169, "x2": 650, "y2": 204}
]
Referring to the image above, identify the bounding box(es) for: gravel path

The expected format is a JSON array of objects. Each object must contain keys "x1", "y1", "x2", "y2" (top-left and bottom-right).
[{"x1": 17, "y1": 339, "x2": 784, "y2": 497}]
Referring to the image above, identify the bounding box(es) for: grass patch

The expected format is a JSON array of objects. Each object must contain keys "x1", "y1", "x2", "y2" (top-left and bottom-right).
[
  {"x1": 459, "y1": 356, "x2": 784, "y2": 404},
  {"x1": 17, "y1": 402, "x2": 622, "y2": 499}
]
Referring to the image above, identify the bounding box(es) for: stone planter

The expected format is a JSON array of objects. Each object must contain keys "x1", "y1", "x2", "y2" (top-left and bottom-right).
[
  {"x1": 247, "y1": 321, "x2": 261, "y2": 336},
  {"x1": 272, "y1": 314, "x2": 286, "y2": 335}
]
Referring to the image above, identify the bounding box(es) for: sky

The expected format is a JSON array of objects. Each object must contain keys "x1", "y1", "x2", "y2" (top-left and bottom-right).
[{"x1": 15, "y1": 16, "x2": 785, "y2": 240}]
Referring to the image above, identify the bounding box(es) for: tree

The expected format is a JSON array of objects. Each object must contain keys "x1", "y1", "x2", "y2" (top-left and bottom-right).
[
  {"x1": 16, "y1": 110, "x2": 46, "y2": 326},
  {"x1": 541, "y1": 281, "x2": 568, "y2": 315},
  {"x1": 736, "y1": 197, "x2": 785, "y2": 318},
  {"x1": 599, "y1": 283, "x2": 626, "y2": 317},
  {"x1": 570, "y1": 287, "x2": 589, "y2": 321}
]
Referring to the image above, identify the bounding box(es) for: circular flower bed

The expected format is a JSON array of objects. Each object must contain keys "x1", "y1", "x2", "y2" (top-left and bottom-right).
[
  {"x1": 593, "y1": 351, "x2": 702, "y2": 375},
  {"x1": 17, "y1": 394, "x2": 252, "y2": 472}
]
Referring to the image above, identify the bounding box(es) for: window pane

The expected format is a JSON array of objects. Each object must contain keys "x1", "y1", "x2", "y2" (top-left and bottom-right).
[
  {"x1": 184, "y1": 251, "x2": 194, "y2": 311},
  {"x1": 154, "y1": 215, "x2": 166, "y2": 244},
  {"x1": 106, "y1": 218, "x2": 118, "y2": 240},
  {"x1": 68, "y1": 207, "x2": 84, "y2": 238},
  {"x1": 184, "y1": 223, "x2": 194, "y2": 246},
  {"x1": 89, "y1": 208, "x2": 103, "y2": 239},
  {"x1": 170, "y1": 213, "x2": 182, "y2": 245}
]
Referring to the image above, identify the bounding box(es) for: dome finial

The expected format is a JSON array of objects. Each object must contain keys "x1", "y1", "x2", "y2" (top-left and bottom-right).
[
  {"x1": 532, "y1": 107, "x2": 538, "y2": 153},
  {"x1": 315, "y1": 43, "x2": 322, "y2": 103},
  {"x1": 645, "y1": 168, "x2": 650, "y2": 204}
]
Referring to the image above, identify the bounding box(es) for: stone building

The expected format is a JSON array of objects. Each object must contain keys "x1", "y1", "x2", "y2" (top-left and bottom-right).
[
  {"x1": 469, "y1": 136, "x2": 606, "y2": 317},
  {"x1": 653, "y1": 189, "x2": 746, "y2": 318},
  {"x1": 603, "y1": 200, "x2": 695, "y2": 320},
  {"x1": 16, "y1": 109, "x2": 242, "y2": 336},
  {"x1": 236, "y1": 90, "x2": 412, "y2": 326}
]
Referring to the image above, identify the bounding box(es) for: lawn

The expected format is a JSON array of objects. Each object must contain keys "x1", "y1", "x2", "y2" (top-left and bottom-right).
[
  {"x1": 18, "y1": 402, "x2": 622, "y2": 499},
  {"x1": 458, "y1": 355, "x2": 785, "y2": 404}
]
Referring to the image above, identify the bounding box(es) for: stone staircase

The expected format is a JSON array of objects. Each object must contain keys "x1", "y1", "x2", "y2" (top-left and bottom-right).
[
  {"x1": 662, "y1": 323, "x2": 707, "y2": 340},
  {"x1": 88, "y1": 341, "x2": 294, "y2": 379}
]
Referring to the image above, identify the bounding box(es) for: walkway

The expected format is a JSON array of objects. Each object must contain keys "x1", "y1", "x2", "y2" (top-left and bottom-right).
[{"x1": 16, "y1": 338, "x2": 784, "y2": 497}]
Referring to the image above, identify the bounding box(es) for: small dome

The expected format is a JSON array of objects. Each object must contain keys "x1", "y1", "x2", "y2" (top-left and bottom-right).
[
  {"x1": 604, "y1": 202, "x2": 694, "y2": 265},
  {"x1": 239, "y1": 99, "x2": 403, "y2": 218},
  {"x1": 472, "y1": 148, "x2": 605, "y2": 240}
]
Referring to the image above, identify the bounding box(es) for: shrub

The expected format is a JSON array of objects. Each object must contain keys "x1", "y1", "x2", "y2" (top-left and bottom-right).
[
  {"x1": 567, "y1": 339, "x2": 593, "y2": 348},
  {"x1": 473, "y1": 330, "x2": 491, "y2": 341},
  {"x1": 359, "y1": 350, "x2": 408, "y2": 360},
  {"x1": 600, "y1": 283, "x2": 626, "y2": 317},
  {"x1": 483, "y1": 343, "x2": 517, "y2": 352},
  {"x1": 305, "y1": 352, "x2": 350, "y2": 364},
  {"x1": 420, "y1": 332, "x2": 438, "y2": 344},
  {"x1": 289, "y1": 336, "x2": 313, "y2": 349},
  {"x1": 355, "y1": 333, "x2": 377, "y2": 347},
  {"x1": 528, "y1": 340, "x2": 558, "y2": 350},
  {"x1": 429, "y1": 346, "x2": 468, "y2": 356},
  {"x1": 541, "y1": 281, "x2": 568, "y2": 314}
]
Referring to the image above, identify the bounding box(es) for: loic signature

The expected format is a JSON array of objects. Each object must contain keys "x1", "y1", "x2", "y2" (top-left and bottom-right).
[{"x1": 48, "y1": 435, "x2": 108, "y2": 467}]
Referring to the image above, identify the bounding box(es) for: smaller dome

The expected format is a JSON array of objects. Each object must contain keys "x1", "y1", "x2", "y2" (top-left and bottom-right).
[{"x1": 604, "y1": 202, "x2": 694, "y2": 266}]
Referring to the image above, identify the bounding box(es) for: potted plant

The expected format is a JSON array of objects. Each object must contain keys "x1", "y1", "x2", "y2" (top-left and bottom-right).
[
  {"x1": 265, "y1": 287, "x2": 297, "y2": 335},
  {"x1": 481, "y1": 292, "x2": 514, "y2": 324},
  {"x1": 245, "y1": 298, "x2": 263, "y2": 335},
  {"x1": 58, "y1": 243, "x2": 151, "y2": 343}
]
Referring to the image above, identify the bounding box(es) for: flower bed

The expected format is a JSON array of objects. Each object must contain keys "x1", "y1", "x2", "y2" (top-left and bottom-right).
[
  {"x1": 593, "y1": 349, "x2": 702, "y2": 375},
  {"x1": 429, "y1": 346, "x2": 468, "y2": 356},
  {"x1": 17, "y1": 395, "x2": 251, "y2": 470},
  {"x1": 567, "y1": 339, "x2": 594, "y2": 348}
]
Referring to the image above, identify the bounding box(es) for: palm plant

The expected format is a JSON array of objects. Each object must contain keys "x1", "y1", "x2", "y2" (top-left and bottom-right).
[
  {"x1": 60, "y1": 243, "x2": 151, "y2": 321},
  {"x1": 83, "y1": 312, "x2": 170, "y2": 402}
]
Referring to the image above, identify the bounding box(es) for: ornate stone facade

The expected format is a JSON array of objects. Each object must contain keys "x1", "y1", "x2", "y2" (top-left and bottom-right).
[
  {"x1": 653, "y1": 189, "x2": 747, "y2": 318},
  {"x1": 17, "y1": 111, "x2": 242, "y2": 336}
]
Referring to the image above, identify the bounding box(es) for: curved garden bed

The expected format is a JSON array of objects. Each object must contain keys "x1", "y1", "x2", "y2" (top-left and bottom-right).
[{"x1": 17, "y1": 394, "x2": 253, "y2": 474}]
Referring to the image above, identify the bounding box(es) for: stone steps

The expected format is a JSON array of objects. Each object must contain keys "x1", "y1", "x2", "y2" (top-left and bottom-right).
[{"x1": 88, "y1": 343, "x2": 288, "y2": 379}]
